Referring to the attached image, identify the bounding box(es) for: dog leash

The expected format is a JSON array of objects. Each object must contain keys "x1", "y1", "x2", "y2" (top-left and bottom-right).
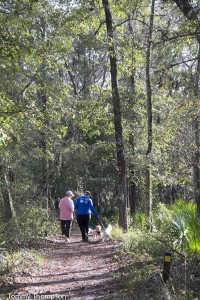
[{"x1": 98, "y1": 216, "x2": 106, "y2": 230}]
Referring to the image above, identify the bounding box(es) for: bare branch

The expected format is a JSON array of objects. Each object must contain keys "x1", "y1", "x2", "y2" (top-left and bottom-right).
[
  {"x1": 170, "y1": 56, "x2": 200, "y2": 67},
  {"x1": 154, "y1": 31, "x2": 200, "y2": 47}
]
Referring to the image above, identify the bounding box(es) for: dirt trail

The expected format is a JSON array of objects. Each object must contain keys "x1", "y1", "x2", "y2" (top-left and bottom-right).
[{"x1": 10, "y1": 231, "x2": 123, "y2": 300}]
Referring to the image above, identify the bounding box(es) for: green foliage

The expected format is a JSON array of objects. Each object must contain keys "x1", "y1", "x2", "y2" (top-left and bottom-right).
[
  {"x1": 0, "y1": 0, "x2": 199, "y2": 245},
  {"x1": 0, "y1": 248, "x2": 43, "y2": 287},
  {"x1": 101, "y1": 208, "x2": 119, "y2": 225},
  {"x1": 114, "y1": 200, "x2": 200, "y2": 299},
  {"x1": 111, "y1": 225, "x2": 124, "y2": 239},
  {"x1": 170, "y1": 200, "x2": 200, "y2": 254},
  {"x1": 152, "y1": 202, "x2": 174, "y2": 230},
  {"x1": 112, "y1": 225, "x2": 164, "y2": 258},
  {"x1": 111, "y1": 200, "x2": 200, "y2": 299},
  {"x1": 152, "y1": 200, "x2": 200, "y2": 254},
  {"x1": 0, "y1": 205, "x2": 59, "y2": 248},
  {"x1": 131, "y1": 212, "x2": 150, "y2": 230}
]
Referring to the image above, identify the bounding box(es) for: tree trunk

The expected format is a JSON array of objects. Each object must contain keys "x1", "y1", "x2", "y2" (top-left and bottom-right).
[
  {"x1": 2, "y1": 173, "x2": 16, "y2": 219},
  {"x1": 102, "y1": 0, "x2": 128, "y2": 230},
  {"x1": 128, "y1": 133, "x2": 137, "y2": 215},
  {"x1": 193, "y1": 42, "x2": 200, "y2": 214},
  {"x1": 37, "y1": 16, "x2": 50, "y2": 213},
  {"x1": 145, "y1": 0, "x2": 155, "y2": 218},
  {"x1": 127, "y1": 10, "x2": 137, "y2": 216},
  {"x1": 173, "y1": 0, "x2": 200, "y2": 214}
]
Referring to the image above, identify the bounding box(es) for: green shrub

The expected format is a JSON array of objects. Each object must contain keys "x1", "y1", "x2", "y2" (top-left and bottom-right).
[
  {"x1": 152, "y1": 199, "x2": 200, "y2": 254},
  {"x1": 170, "y1": 200, "x2": 200, "y2": 254},
  {"x1": 1, "y1": 204, "x2": 59, "y2": 249},
  {"x1": 131, "y1": 212, "x2": 150, "y2": 230}
]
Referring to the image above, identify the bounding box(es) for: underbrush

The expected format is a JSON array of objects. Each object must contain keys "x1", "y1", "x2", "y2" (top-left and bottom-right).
[
  {"x1": 111, "y1": 200, "x2": 200, "y2": 300},
  {"x1": 0, "y1": 248, "x2": 43, "y2": 296},
  {"x1": 0, "y1": 205, "x2": 58, "y2": 296},
  {"x1": 0, "y1": 205, "x2": 60, "y2": 250},
  {"x1": 112, "y1": 227, "x2": 200, "y2": 299}
]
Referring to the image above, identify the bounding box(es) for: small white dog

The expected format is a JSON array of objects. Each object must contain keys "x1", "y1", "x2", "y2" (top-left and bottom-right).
[
  {"x1": 102, "y1": 224, "x2": 112, "y2": 242},
  {"x1": 94, "y1": 225, "x2": 102, "y2": 239},
  {"x1": 88, "y1": 225, "x2": 102, "y2": 239}
]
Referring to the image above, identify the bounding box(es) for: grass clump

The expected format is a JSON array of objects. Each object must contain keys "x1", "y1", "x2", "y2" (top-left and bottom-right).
[{"x1": 0, "y1": 248, "x2": 43, "y2": 296}]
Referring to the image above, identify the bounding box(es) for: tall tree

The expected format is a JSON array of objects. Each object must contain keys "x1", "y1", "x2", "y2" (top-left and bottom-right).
[
  {"x1": 145, "y1": 0, "x2": 155, "y2": 219},
  {"x1": 102, "y1": 0, "x2": 128, "y2": 230},
  {"x1": 173, "y1": 0, "x2": 200, "y2": 214}
]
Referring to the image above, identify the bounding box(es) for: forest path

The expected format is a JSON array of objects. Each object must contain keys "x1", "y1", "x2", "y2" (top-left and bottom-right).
[{"x1": 11, "y1": 231, "x2": 125, "y2": 300}]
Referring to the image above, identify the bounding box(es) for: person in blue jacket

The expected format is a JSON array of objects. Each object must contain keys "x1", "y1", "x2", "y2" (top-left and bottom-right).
[{"x1": 75, "y1": 191, "x2": 99, "y2": 242}]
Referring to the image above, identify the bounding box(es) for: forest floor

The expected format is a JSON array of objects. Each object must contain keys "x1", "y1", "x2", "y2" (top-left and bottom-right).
[
  {"x1": 0, "y1": 229, "x2": 130, "y2": 300},
  {"x1": 1, "y1": 227, "x2": 196, "y2": 300}
]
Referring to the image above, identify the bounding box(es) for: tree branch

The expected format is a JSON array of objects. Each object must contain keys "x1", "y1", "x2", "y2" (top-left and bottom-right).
[
  {"x1": 64, "y1": 62, "x2": 78, "y2": 95},
  {"x1": 154, "y1": 31, "x2": 200, "y2": 47},
  {"x1": 170, "y1": 56, "x2": 200, "y2": 67}
]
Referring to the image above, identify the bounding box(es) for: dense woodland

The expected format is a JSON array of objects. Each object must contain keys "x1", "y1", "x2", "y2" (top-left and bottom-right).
[{"x1": 0, "y1": 0, "x2": 200, "y2": 231}]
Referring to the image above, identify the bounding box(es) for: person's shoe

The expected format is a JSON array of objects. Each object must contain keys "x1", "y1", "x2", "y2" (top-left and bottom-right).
[
  {"x1": 84, "y1": 236, "x2": 89, "y2": 242},
  {"x1": 66, "y1": 238, "x2": 70, "y2": 243}
]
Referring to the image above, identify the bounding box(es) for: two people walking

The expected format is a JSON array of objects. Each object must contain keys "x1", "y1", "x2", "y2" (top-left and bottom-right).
[{"x1": 59, "y1": 190, "x2": 99, "y2": 242}]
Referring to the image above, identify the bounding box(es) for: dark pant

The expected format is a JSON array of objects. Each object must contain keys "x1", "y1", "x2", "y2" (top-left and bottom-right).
[
  {"x1": 77, "y1": 215, "x2": 90, "y2": 241},
  {"x1": 60, "y1": 220, "x2": 73, "y2": 238}
]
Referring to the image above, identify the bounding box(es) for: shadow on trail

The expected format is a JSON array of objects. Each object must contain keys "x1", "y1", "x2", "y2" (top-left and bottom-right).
[
  {"x1": 1, "y1": 233, "x2": 121, "y2": 299},
  {"x1": 13, "y1": 271, "x2": 111, "y2": 288}
]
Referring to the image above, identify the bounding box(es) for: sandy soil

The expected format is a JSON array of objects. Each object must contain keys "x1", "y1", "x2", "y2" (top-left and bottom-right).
[{"x1": 8, "y1": 231, "x2": 124, "y2": 300}]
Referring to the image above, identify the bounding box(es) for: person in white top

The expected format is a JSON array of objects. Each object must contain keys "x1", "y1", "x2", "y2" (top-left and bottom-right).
[{"x1": 59, "y1": 190, "x2": 74, "y2": 242}]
